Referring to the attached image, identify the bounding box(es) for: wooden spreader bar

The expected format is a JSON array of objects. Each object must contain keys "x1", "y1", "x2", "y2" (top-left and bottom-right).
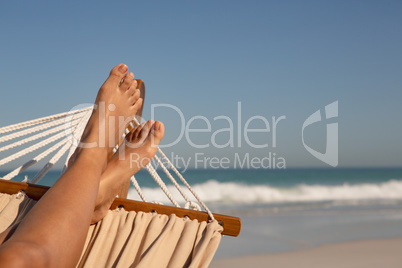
[{"x1": 0, "y1": 179, "x2": 241, "y2": 237}]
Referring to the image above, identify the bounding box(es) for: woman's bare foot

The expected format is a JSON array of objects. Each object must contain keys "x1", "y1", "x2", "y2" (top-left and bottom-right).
[
  {"x1": 69, "y1": 64, "x2": 143, "y2": 170},
  {"x1": 91, "y1": 120, "x2": 165, "y2": 223}
]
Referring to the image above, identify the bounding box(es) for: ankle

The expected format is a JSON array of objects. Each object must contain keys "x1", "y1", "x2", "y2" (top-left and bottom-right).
[{"x1": 71, "y1": 148, "x2": 107, "y2": 172}]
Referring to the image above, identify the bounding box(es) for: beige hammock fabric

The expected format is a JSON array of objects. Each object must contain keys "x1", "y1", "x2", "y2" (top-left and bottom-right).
[{"x1": 0, "y1": 193, "x2": 222, "y2": 267}]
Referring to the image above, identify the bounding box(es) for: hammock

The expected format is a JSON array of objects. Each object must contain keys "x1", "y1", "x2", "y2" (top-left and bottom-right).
[{"x1": 0, "y1": 80, "x2": 241, "y2": 267}]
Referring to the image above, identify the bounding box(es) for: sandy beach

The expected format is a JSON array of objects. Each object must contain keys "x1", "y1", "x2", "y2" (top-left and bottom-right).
[{"x1": 211, "y1": 237, "x2": 402, "y2": 268}]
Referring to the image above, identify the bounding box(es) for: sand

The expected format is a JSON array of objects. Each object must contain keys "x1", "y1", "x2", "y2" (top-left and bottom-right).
[{"x1": 210, "y1": 237, "x2": 402, "y2": 268}]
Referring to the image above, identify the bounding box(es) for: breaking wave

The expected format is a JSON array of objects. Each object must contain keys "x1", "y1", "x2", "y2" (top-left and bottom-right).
[{"x1": 128, "y1": 179, "x2": 402, "y2": 205}]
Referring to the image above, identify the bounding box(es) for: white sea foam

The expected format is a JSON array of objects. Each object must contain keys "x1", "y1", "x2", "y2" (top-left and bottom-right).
[{"x1": 128, "y1": 179, "x2": 402, "y2": 205}]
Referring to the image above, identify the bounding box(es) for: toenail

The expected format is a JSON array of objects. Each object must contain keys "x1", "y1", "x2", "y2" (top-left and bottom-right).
[{"x1": 118, "y1": 64, "x2": 128, "y2": 73}]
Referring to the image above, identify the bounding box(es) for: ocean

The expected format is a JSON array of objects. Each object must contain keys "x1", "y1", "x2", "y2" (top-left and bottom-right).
[
  {"x1": 3, "y1": 168, "x2": 402, "y2": 211},
  {"x1": 2, "y1": 168, "x2": 402, "y2": 258}
]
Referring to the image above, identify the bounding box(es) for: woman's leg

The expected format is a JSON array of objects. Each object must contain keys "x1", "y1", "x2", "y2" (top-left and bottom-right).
[
  {"x1": 0, "y1": 64, "x2": 144, "y2": 267},
  {"x1": 0, "y1": 121, "x2": 165, "y2": 262}
]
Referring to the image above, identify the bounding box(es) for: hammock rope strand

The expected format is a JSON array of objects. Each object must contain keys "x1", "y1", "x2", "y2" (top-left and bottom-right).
[{"x1": 0, "y1": 107, "x2": 216, "y2": 221}]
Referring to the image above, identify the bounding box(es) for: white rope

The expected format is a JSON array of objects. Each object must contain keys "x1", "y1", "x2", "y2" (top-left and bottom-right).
[
  {"x1": 1, "y1": 138, "x2": 69, "y2": 180},
  {"x1": 130, "y1": 175, "x2": 147, "y2": 202},
  {"x1": 31, "y1": 141, "x2": 72, "y2": 184},
  {"x1": 144, "y1": 163, "x2": 180, "y2": 207},
  {"x1": 153, "y1": 154, "x2": 192, "y2": 203},
  {"x1": 157, "y1": 148, "x2": 215, "y2": 220},
  {"x1": 184, "y1": 201, "x2": 201, "y2": 211},
  {"x1": 0, "y1": 107, "x2": 92, "y2": 135},
  {"x1": 0, "y1": 131, "x2": 66, "y2": 167},
  {"x1": 131, "y1": 117, "x2": 214, "y2": 219},
  {"x1": 0, "y1": 108, "x2": 215, "y2": 221},
  {"x1": 0, "y1": 116, "x2": 84, "y2": 144},
  {"x1": 0, "y1": 118, "x2": 81, "y2": 153}
]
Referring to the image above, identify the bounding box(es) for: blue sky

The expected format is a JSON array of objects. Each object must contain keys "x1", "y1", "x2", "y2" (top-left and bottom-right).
[{"x1": 1, "y1": 0, "x2": 401, "y2": 168}]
